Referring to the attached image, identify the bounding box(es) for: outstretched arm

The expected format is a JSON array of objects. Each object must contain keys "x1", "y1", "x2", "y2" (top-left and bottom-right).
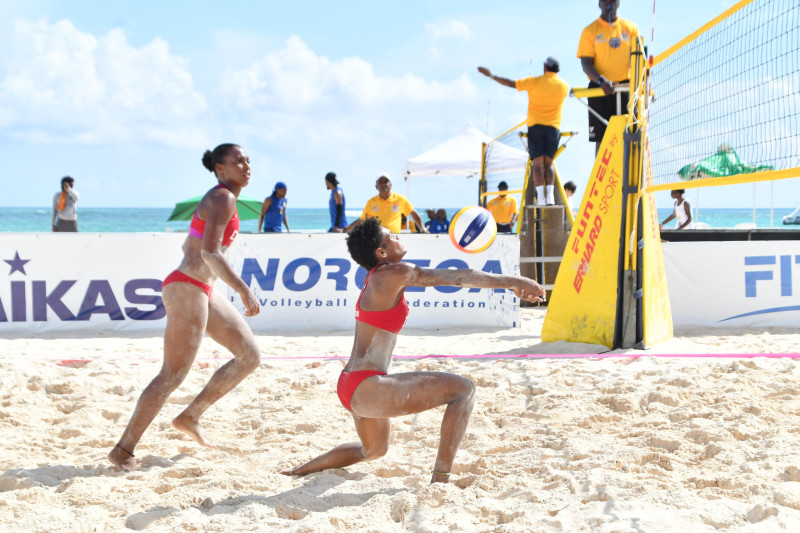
[
  {"x1": 477, "y1": 67, "x2": 516, "y2": 89},
  {"x1": 393, "y1": 262, "x2": 545, "y2": 302}
]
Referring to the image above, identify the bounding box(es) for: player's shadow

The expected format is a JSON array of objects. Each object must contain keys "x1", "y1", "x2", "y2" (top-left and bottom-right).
[
  {"x1": 124, "y1": 472, "x2": 407, "y2": 528},
  {"x1": 0, "y1": 452, "x2": 193, "y2": 492},
  {"x1": 0, "y1": 464, "x2": 102, "y2": 490}
]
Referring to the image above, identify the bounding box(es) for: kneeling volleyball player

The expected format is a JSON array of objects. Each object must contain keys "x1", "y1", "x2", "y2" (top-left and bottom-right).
[{"x1": 281, "y1": 217, "x2": 544, "y2": 483}]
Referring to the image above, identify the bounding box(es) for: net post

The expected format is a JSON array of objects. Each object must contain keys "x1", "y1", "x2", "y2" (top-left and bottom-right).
[
  {"x1": 617, "y1": 35, "x2": 650, "y2": 349},
  {"x1": 479, "y1": 142, "x2": 487, "y2": 207}
]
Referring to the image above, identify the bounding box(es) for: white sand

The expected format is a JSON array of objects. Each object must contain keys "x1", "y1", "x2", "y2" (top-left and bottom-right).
[{"x1": 1, "y1": 308, "x2": 800, "y2": 532}]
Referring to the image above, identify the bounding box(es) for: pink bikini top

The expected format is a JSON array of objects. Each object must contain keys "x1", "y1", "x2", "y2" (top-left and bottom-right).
[
  {"x1": 355, "y1": 266, "x2": 409, "y2": 334},
  {"x1": 189, "y1": 184, "x2": 240, "y2": 246}
]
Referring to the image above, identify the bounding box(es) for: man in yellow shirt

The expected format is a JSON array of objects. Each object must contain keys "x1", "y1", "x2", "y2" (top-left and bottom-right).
[
  {"x1": 577, "y1": 0, "x2": 639, "y2": 153},
  {"x1": 486, "y1": 181, "x2": 518, "y2": 233},
  {"x1": 343, "y1": 174, "x2": 428, "y2": 234},
  {"x1": 478, "y1": 56, "x2": 569, "y2": 206}
]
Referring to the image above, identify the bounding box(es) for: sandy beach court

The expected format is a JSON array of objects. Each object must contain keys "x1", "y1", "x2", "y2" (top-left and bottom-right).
[{"x1": 2, "y1": 308, "x2": 799, "y2": 532}]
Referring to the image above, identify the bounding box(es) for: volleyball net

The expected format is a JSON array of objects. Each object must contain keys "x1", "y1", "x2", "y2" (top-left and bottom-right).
[
  {"x1": 480, "y1": 121, "x2": 529, "y2": 204},
  {"x1": 647, "y1": 0, "x2": 800, "y2": 193}
]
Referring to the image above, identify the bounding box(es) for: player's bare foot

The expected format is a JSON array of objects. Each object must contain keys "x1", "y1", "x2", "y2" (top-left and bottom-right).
[
  {"x1": 171, "y1": 416, "x2": 215, "y2": 448},
  {"x1": 108, "y1": 443, "x2": 137, "y2": 471}
]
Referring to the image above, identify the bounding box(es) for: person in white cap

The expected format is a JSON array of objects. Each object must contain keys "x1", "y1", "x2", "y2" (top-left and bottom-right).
[
  {"x1": 343, "y1": 173, "x2": 428, "y2": 234},
  {"x1": 477, "y1": 57, "x2": 569, "y2": 206}
]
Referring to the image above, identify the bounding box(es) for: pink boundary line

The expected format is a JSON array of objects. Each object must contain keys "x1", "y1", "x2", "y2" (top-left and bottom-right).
[
  {"x1": 46, "y1": 353, "x2": 800, "y2": 366},
  {"x1": 272, "y1": 353, "x2": 800, "y2": 359}
]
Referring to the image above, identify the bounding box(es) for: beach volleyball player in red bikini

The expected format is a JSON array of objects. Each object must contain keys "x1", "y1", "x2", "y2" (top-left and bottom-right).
[
  {"x1": 108, "y1": 143, "x2": 261, "y2": 471},
  {"x1": 282, "y1": 217, "x2": 544, "y2": 483}
]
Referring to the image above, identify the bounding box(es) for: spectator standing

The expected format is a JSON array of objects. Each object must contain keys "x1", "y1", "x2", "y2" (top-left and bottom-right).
[
  {"x1": 577, "y1": 0, "x2": 640, "y2": 154},
  {"x1": 660, "y1": 190, "x2": 693, "y2": 230},
  {"x1": 478, "y1": 57, "x2": 569, "y2": 206},
  {"x1": 486, "y1": 181, "x2": 518, "y2": 233},
  {"x1": 563, "y1": 181, "x2": 577, "y2": 213},
  {"x1": 259, "y1": 181, "x2": 290, "y2": 233},
  {"x1": 325, "y1": 172, "x2": 348, "y2": 232},
  {"x1": 52, "y1": 176, "x2": 79, "y2": 232},
  {"x1": 429, "y1": 209, "x2": 450, "y2": 234},
  {"x1": 344, "y1": 174, "x2": 428, "y2": 234},
  {"x1": 424, "y1": 209, "x2": 437, "y2": 231}
]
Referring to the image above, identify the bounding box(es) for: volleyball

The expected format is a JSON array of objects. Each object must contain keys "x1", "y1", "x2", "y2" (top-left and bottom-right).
[{"x1": 448, "y1": 206, "x2": 497, "y2": 253}]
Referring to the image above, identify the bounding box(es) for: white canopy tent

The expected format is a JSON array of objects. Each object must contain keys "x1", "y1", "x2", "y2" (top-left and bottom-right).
[{"x1": 401, "y1": 125, "x2": 530, "y2": 198}]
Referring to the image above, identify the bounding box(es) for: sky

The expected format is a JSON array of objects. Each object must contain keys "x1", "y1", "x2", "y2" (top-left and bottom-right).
[{"x1": 1, "y1": 0, "x2": 798, "y2": 212}]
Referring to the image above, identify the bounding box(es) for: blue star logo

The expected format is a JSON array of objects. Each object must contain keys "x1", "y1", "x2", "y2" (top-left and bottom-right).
[{"x1": 4, "y1": 251, "x2": 30, "y2": 275}]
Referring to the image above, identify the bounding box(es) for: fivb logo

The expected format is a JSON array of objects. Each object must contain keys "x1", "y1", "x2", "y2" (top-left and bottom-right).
[
  {"x1": 1, "y1": 251, "x2": 164, "y2": 322},
  {"x1": 744, "y1": 255, "x2": 800, "y2": 297},
  {"x1": 720, "y1": 254, "x2": 800, "y2": 322}
]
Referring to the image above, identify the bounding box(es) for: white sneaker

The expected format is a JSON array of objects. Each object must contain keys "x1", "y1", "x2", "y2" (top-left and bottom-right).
[
  {"x1": 546, "y1": 194, "x2": 555, "y2": 206},
  {"x1": 535, "y1": 197, "x2": 546, "y2": 206}
]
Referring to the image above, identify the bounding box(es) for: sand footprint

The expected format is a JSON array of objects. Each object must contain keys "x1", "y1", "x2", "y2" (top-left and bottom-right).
[{"x1": 274, "y1": 504, "x2": 309, "y2": 520}]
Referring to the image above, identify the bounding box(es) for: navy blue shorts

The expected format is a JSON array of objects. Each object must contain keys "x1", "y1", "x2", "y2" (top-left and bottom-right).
[
  {"x1": 527, "y1": 125, "x2": 560, "y2": 159},
  {"x1": 587, "y1": 80, "x2": 629, "y2": 142}
]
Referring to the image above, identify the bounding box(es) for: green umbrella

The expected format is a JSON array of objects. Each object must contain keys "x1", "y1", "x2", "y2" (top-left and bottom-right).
[
  {"x1": 678, "y1": 144, "x2": 774, "y2": 181},
  {"x1": 167, "y1": 195, "x2": 264, "y2": 221}
]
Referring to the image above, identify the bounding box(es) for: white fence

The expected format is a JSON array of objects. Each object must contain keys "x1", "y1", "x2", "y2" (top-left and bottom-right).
[
  {"x1": 663, "y1": 240, "x2": 800, "y2": 328},
  {"x1": 2, "y1": 233, "x2": 794, "y2": 336},
  {"x1": 0, "y1": 233, "x2": 521, "y2": 335}
]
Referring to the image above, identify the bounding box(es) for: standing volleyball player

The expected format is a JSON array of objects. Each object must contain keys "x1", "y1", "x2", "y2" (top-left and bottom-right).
[
  {"x1": 108, "y1": 143, "x2": 261, "y2": 471},
  {"x1": 281, "y1": 218, "x2": 544, "y2": 483}
]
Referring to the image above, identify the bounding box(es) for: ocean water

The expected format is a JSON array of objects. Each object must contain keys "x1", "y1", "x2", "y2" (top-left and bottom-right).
[
  {"x1": 0, "y1": 207, "x2": 362, "y2": 233},
  {"x1": 0, "y1": 206, "x2": 797, "y2": 233}
]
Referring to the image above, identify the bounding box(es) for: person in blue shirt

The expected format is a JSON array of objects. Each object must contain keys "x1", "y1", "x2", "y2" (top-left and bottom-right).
[
  {"x1": 424, "y1": 209, "x2": 436, "y2": 231},
  {"x1": 325, "y1": 172, "x2": 347, "y2": 232},
  {"x1": 258, "y1": 181, "x2": 290, "y2": 232},
  {"x1": 429, "y1": 209, "x2": 450, "y2": 234}
]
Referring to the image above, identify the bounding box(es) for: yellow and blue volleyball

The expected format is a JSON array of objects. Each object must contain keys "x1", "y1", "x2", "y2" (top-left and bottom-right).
[{"x1": 448, "y1": 206, "x2": 497, "y2": 253}]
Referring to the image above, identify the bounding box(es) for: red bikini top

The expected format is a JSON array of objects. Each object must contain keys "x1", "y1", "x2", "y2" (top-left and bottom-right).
[
  {"x1": 355, "y1": 266, "x2": 409, "y2": 334},
  {"x1": 189, "y1": 184, "x2": 240, "y2": 246}
]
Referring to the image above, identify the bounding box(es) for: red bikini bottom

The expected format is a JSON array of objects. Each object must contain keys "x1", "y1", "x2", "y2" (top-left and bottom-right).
[
  {"x1": 162, "y1": 270, "x2": 213, "y2": 299},
  {"x1": 337, "y1": 370, "x2": 387, "y2": 411}
]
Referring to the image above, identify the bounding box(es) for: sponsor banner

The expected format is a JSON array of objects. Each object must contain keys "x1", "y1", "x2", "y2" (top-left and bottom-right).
[
  {"x1": 641, "y1": 128, "x2": 674, "y2": 347},
  {"x1": 0, "y1": 233, "x2": 520, "y2": 335},
  {"x1": 663, "y1": 241, "x2": 800, "y2": 328},
  {"x1": 542, "y1": 115, "x2": 627, "y2": 348}
]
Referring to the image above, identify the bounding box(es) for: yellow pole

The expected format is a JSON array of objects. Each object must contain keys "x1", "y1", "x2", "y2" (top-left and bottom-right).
[
  {"x1": 516, "y1": 158, "x2": 532, "y2": 235},
  {"x1": 479, "y1": 142, "x2": 487, "y2": 207},
  {"x1": 624, "y1": 37, "x2": 648, "y2": 271}
]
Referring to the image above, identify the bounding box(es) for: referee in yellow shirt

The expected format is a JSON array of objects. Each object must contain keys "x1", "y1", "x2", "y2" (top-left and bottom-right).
[
  {"x1": 486, "y1": 181, "x2": 517, "y2": 233},
  {"x1": 478, "y1": 57, "x2": 569, "y2": 206},
  {"x1": 578, "y1": 0, "x2": 639, "y2": 154},
  {"x1": 343, "y1": 174, "x2": 428, "y2": 234}
]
